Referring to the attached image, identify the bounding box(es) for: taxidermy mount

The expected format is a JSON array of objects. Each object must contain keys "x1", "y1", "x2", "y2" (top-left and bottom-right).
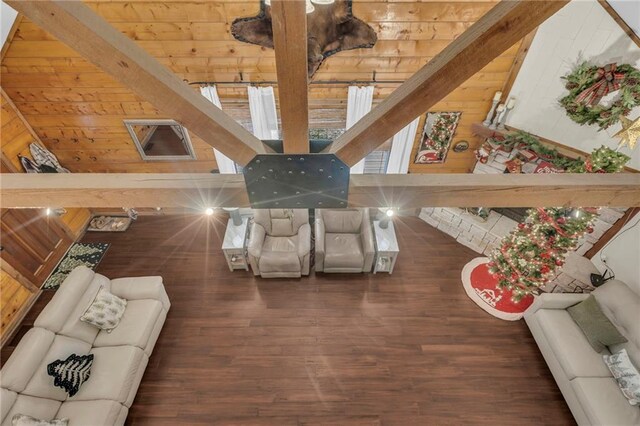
[{"x1": 231, "y1": 0, "x2": 377, "y2": 77}]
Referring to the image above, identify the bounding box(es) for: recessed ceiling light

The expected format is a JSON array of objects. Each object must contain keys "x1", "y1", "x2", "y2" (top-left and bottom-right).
[{"x1": 205, "y1": 207, "x2": 215, "y2": 216}]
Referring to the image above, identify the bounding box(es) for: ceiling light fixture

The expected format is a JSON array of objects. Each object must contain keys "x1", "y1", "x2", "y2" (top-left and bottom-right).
[{"x1": 205, "y1": 207, "x2": 215, "y2": 216}]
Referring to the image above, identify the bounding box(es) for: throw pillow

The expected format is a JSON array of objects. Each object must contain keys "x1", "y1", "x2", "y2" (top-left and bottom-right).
[
  {"x1": 603, "y1": 349, "x2": 640, "y2": 405},
  {"x1": 567, "y1": 295, "x2": 627, "y2": 353},
  {"x1": 80, "y1": 287, "x2": 127, "y2": 332},
  {"x1": 12, "y1": 415, "x2": 68, "y2": 426},
  {"x1": 47, "y1": 353, "x2": 94, "y2": 397}
]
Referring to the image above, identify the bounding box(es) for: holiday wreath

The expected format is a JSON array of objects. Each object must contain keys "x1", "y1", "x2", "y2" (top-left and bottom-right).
[{"x1": 559, "y1": 62, "x2": 640, "y2": 130}]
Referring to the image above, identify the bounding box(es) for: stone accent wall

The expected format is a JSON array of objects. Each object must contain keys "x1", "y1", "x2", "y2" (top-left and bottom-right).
[{"x1": 419, "y1": 208, "x2": 517, "y2": 256}]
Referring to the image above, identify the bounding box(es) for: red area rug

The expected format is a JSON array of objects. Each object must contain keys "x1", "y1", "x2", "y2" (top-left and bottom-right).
[{"x1": 461, "y1": 257, "x2": 535, "y2": 321}]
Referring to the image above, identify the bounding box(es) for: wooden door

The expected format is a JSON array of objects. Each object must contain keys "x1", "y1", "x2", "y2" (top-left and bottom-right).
[{"x1": 0, "y1": 209, "x2": 72, "y2": 286}]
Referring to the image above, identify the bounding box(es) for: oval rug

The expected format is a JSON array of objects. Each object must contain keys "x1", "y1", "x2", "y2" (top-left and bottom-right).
[{"x1": 461, "y1": 257, "x2": 535, "y2": 321}]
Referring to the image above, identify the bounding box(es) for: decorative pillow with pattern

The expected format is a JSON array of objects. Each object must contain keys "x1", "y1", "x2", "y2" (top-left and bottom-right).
[
  {"x1": 46, "y1": 353, "x2": 94, "y2": 397},
  {"x1": 603, "y1": 349, "x2": 640, "y2": 405},
  {"x1": 80, "y1": 287, "x2": 127, "y2": 332},
  {"x1": 12, "y1": 415, "x2": 68, "y2": 426}
]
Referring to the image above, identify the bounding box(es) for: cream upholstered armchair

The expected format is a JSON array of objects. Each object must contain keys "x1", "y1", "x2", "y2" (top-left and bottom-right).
[
  {"x1": 315, "y1": 208, "x2": 375, "y2": 273},
  {"x1": 248, "y1": 209, "x2": 311, "y2": 278}
]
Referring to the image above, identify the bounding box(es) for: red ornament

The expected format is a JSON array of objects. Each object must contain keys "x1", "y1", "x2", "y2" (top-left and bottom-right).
[
  {"x1": 557, "y1": 217, "x2": 566, "y2": 225},
  {"x1": 540, "y1": 265, "x2": 550, "y2": 274},
  {"x1": 518, "y1": 223, "x2": 526, "y2": 230},
  {"x1": 586, "y1": 226, "x2": 594, "y2": 234},
  {"x1": 540, "y1": 252, "x2": 551, "y2": 259},
  {"x1": 555, "y1": 259, "x2": 564, "y2": 266}
]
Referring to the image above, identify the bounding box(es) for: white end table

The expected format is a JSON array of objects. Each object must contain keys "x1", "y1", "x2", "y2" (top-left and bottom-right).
[
  {"x1": 222, "y1": 217, "x2": 250, "y2": 271},
  {"x1": 372, "y1": 219, "x2": 399, "y2": 274}
]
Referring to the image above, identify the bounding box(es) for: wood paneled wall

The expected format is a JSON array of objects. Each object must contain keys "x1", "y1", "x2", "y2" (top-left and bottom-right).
[
  {"x1": 0, "y1": 268, "x2": 35, "y2": 344},
  {"x1": 0, "y1": 0, "x2": 523, "y2": 174},
  {"x1": 1, "y1": 91, "x2": 91, "y2": 344}
]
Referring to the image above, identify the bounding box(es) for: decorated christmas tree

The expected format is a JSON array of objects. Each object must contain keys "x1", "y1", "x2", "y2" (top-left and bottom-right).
[{"x1": 488, "y1": 208, "x2": 598, "y2": 301}]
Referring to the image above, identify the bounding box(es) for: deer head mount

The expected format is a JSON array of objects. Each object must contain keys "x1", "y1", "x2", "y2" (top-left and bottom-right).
[{"x1": 231, "y1": 0, "x2": 377, "y2": 78}]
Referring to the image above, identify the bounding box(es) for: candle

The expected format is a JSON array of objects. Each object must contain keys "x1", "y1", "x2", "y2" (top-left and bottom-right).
[
  {"x1": 496, "y1": 104, "x2": 505, "y2": 112},
  {"x1": 506, "y1": 97, "x2": 516, "y2": 109},
  {"x1": 493, "y1": 91, "x2": 503, "y2": 101}
]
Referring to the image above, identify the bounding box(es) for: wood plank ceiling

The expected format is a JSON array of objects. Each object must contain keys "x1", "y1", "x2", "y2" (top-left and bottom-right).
[{"x1": 1, "y1": 0, "x2": 522, "y2": 174}]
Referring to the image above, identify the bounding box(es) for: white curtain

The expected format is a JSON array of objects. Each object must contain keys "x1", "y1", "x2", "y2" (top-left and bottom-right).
[
  {"x1": 200, "y1": 86, "x2": 237, "y2": 174},
  {"x1": 346, "y1": 86, "x2": 374, "y2": 174},
  {"x1": 247, "y1": 86, "x2": 279, "y2": 140},
  {"x1": 386, "y1": 117, "x2": 420, "y2": 174}
]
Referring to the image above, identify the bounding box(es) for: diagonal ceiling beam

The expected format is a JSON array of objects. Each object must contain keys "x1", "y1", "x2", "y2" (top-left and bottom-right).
[
  {"x1": 325, "y1": 0, "x2": 569, "y2": 167},
  {"x1": 6, "y1": 0, "x2": 269, "y2": 166},
  {"x1": 2, "y1": 173, "x2": 639, "y2": 208},
  {"x1": 271, "y1": 0, "x2": 310, "y2": 153}
]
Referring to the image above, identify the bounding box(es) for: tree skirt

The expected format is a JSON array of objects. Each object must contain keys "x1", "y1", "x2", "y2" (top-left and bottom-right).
[
  {"x1": 43, "y1": 242, "x2": 110, "y2": 289},
  {"x1": 461, "y1": 257, "x2": 535, "y2": 321}
]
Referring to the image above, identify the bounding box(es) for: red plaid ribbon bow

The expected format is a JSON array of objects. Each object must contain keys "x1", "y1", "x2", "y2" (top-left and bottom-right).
[{"x1": 575, "y1": 63, "x2": 624, "y2": 106}]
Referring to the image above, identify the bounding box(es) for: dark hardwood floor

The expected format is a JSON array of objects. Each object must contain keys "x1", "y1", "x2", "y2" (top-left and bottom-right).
[{"x1": 3, "y1": 214, "x2": 574, "y2": 425}]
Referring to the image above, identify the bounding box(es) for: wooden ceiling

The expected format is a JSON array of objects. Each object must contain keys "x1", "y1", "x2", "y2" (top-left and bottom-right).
[{"x1": 1, "y1": 0, "x2": 523, "y2": 174}]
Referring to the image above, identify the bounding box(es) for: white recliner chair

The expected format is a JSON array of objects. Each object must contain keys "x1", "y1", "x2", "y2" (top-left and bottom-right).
[
  {"x1": 247, "y1": 209, "x2": 311, "y2": 278},
  {"x1": 315, "y1": 208, "x2": 375, "y2": 273}
]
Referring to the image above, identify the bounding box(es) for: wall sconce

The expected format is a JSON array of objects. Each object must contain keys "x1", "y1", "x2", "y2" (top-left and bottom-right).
[{"x1": 45, "y1": 207, "x2": 67, "y2": 217}]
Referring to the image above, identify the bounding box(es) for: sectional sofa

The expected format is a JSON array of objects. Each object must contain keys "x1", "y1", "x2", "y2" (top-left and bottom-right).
[
  {"x1": 1, "y1": 266, "x2": 170, "y2": 426},
  {"x1": 525, "y1": 279, "x2": 640, "y2": 425}
]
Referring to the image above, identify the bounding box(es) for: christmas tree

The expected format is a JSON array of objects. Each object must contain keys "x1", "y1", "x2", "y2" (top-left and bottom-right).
[{"x1": 488, "y1": 208, "x2": 598, "y2": 301}]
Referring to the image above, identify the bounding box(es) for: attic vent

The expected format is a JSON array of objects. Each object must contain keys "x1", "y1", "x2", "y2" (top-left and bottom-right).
[{"x1": 124, "y1": 119, "x2": 196, "y2": 161}]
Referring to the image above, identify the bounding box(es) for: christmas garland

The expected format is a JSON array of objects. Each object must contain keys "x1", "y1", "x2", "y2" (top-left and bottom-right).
[
  {"x1": 559, "y1": 62, "x2": 640, "y2": 130},
  {"x1": 488, "y1": 131, "x2": 630, "y2": 173}
]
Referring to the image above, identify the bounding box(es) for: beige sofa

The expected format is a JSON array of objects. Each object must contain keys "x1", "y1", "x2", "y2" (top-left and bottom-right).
[
  {"x1": 248, "y1": 209, "x2": 311, "y2": 278},
  {"x1": 525, "y1": 279, "x2": 640, "y2": 425},
  {"x1": 315, "y1": 208, "x2": 375, "y2": 273},
  {"x1": 1, "y1": 266, "x2": 170, "y2": 426}
]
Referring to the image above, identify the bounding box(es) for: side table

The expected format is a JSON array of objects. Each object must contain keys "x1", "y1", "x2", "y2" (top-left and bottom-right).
[
  {"x1": 222, "y1": 216, "x2": 250, "y2": 271},
  {"x1": 372, "y1": 219, "x2": 399, "y2": 274}
]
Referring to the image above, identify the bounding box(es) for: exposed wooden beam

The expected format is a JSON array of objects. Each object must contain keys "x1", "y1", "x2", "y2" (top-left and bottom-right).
[
  {"x1": 325, "y1": 0, "x2": 569, "y2": 167},
  {"x1": 500, "y1": 28, "x2": 538, "y2": 102},
  {"x1": 6, "y1": 0, "x2": 268, "y2": 166},
  {"x1": 271, "y1": 0, "x2": 309, "y2": 153},
  {"x1": 598, "y1": 0, "x2": 640, "y2": 48},
  {"x1": 2, "y1": 173, "x2": 639, "y2": 208}
]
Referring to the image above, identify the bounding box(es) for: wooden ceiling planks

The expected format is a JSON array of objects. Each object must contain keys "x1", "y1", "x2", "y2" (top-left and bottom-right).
[{"x1": 1, "y1": 0, "x2": 520, "y2": 174}]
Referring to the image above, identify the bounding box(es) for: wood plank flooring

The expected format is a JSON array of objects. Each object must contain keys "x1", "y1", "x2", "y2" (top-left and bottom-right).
[{"x1": 2, "y1": 214, "x2": 574, "y2": 425}]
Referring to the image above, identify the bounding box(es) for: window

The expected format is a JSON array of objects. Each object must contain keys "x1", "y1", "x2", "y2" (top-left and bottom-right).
[
  {"x1": 124, "y1": 119, "x2": 196, "y2": 161},
  {"x1": 309, "y1": 128, "x2": 390, "y2": 174},
  {"x1": 363, "y1": 150, "x2": 390, "y2": 174}
]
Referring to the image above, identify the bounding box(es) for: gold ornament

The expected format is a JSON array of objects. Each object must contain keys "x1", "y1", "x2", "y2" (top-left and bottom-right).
[{"x1": 614, "y1": 115, "x2": 640, "y2": 150}]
